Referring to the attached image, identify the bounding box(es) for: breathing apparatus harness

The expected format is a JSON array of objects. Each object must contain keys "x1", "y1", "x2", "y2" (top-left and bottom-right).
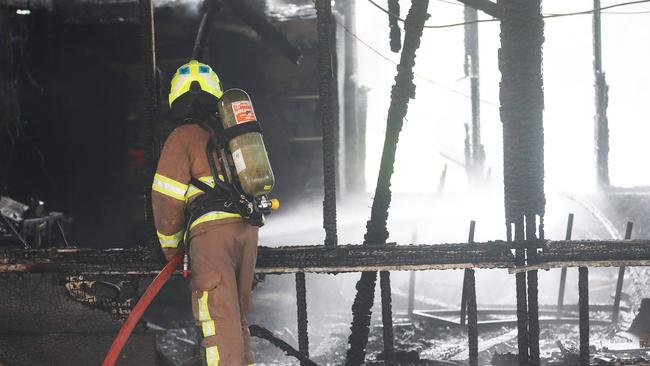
[{"x1": 184, "y1": 114, "x2": 271, "y2": 229}]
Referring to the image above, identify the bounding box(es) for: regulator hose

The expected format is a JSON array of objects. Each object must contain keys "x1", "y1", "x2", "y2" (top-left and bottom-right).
[{"x1": 102, "y1": 252, "x2": 183, "y2": 366}]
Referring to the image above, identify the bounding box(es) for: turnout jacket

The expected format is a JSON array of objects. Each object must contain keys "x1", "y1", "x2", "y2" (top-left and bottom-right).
[{"x1": 151, "y1": 123, "x2": 241, "y2": 250}]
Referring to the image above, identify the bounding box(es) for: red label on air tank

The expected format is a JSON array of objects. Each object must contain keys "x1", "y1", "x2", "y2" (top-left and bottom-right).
[{"x1": 231, "y1": 101, "x2": 257, "y2": 124}]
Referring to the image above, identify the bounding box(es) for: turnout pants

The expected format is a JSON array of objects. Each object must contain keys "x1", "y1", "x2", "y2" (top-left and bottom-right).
[{"x1": 189, "y1": 219, "x2": 258, "y2": 366}]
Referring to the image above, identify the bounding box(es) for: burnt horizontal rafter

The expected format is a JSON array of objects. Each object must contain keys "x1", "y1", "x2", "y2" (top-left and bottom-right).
[
  {"x1": 0, "y1": 243, "x2": 514, "y2": 274},
  {"x1": 255, "y1": 242, "x2": 515, "y2": 272},
  {"x1": 456, "y1": 0, "x2": 498, "y2": 18},
  {"x1": 2, "y1": 240, "x2": 650, "y2": 275},
  {"x1": 512, "y1": 240, "x2": 650, "y2": 273}
]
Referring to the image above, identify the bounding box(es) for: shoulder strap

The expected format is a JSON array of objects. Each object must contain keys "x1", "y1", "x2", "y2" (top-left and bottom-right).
[{"x1": 190, "y1": 177, "x2": 214, "y2": 194}]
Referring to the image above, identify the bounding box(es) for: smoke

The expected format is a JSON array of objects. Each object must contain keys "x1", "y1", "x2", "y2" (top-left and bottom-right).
[{"x1": 251, "y1": 185, "x2": 641, "y2": 363}]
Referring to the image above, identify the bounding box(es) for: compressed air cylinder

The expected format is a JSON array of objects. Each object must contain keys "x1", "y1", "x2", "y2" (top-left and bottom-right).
[{"x1": 218, "y1": 89, "x2": 275, "y2": 197}]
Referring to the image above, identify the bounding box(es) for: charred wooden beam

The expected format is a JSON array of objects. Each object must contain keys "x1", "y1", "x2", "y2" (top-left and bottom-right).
[
  {"x1": 0, "y1": 243, "x2": 513, "y2": 274},
  {"x1": 4, "y1": 239, "x2": 650, "y2": 275},
  {"x1": 513, "y1": 239, "x2": 650, "y2": 272},
  {"x1": 456, "y1": 0, "x2": 498, "y2": 18}
]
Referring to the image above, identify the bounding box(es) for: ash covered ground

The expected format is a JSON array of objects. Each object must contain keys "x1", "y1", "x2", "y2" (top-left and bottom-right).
[{"x1": 155, "y1": 269, "x2": 650, "y2": 365}]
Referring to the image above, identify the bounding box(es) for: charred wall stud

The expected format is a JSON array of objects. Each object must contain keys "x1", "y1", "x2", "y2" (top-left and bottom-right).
[
  {"x1": 512, "y1": 219, "x2": 529, "y2": 364},
  {"x1": 460, "y1": 220, "x2": 476, "y2": 325},
  {"x1": 557, "y1": 213, "x2": 574, "y2": 312},
  {"x1": 345, "y1": 1, "x2": 430, "y2": 364},
  {"x1": 465, "y1": 221, "x2": 479, "y2": 366},
  {"x1": 593, "y1": 0, "x2": 610, "y2": 188},
  {"x1": 316, "y1": 0, "x2": 339, "y2": 248},
  {"x1": 467, "y1": 267, "x2": 478, "y2": 366},
  {"x1": 295, "y1": 272, "x2": 309, "y2": 364},
  {"x1": 578, "y1": 266, "x2": 590, "y2": 366},
  {"x1": 380, "y1": 270, "x2": 395, "y2": 365},
  {"x1": 139, "y1": 0, "x2": 159, "y2": 248},
  {"x1": 526, "y1": 215, "x2": 541, "y2": 365},
  {"x1": 613, "y1": 221, "x2": 633, "y2": 323},
  {"x1": 463, "y1": 4, "x2": 484, "y2": 185},
  {"x1": 498, "y1": 0, "x2": 546, "y2": 364}
]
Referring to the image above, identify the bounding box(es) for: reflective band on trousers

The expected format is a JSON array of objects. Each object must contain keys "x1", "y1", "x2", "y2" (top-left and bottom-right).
[
  {"x1": 198, "y1": 291, "x2": 216, "y2": 337},
  {"x1": 205, "y1": 346, "x2": 220, "y2": 366},
  {"x1": 157, "y1": 229, "x2": 184, "y2": 248},
  {"x1": 198, "y1": 291, "x2": 220, "y2": 365},
  {"x1": 190, "y1": 211, "x2": 241, "y2": 231},
  {"x1": 152, "y1": 173, "x2": 188, "y2": 201}
]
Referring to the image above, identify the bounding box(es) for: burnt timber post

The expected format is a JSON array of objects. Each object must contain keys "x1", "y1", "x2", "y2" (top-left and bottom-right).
[
  {"x1": 578, "y1": 266, "x2": 590, "y2": 366},
  {"x1": 295, "y1": 272, "x2": 309, "y2": 364},
  {"x1": 593, "y1": 0, "x2": 610, "y2": 188},
  {"x1": 498, "y1": 0, "x2": 545, "y2": 364},
  {"x1": 463, "y1": 4, "x2": 484, "y2": 185},
  {"x1": 316, "y1": 0, "x2": 338, "y2": 247},
  {"x1": 345, "y1": 1, "x2": 430, "y2": 364},
  {"x1": 557, "y1": 213, "x2": 574, "y2": 312},
  {"x1": 613, "y1": 222, "x2": 633, "y2": 323},
  {"x1": 139, "y1": 0, "x2": 158, "y2": 248}
]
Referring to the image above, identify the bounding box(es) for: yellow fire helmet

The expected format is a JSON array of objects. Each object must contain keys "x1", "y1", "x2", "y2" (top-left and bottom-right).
[{"x1": 168, "y1": 60, "x2": 223, "y2": 107}]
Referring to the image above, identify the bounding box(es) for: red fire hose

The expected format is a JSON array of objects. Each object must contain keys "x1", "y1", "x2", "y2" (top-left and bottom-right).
[{"x1": 102, "y1": 252, "x2": 183, "y2": 366}]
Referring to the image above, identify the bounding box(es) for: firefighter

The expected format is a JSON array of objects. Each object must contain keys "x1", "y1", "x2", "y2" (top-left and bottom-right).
[{"x1": 152, "y1": 60, "x2": 258, "y2": 366}]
